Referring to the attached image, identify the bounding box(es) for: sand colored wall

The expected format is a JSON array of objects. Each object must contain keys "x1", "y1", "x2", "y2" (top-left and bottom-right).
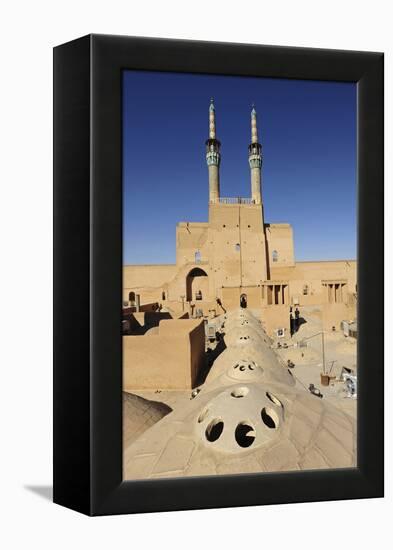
[
  {"x1": 124, "y1": 260, "x2": 357, "y2": 313},
  {"x1": 322, "y1": 303, "x2": 357, "y2": 332},
  {"x1": 123, "y1": 263, "x2": 204, "y2": 305},
  {"x1": 123, "y1": 312, "x2": 174, "y2": 335},
  {"x1": 164, "y1": 300, "x2": 188, "y2": 316},
  {"x1": 271, "y1": 261, "x2": 356, "y2": 287},
  {"x1": 221, "y1": 286, "x2": 262, "y2": 311},
  {"x1": 207, "y1": 203, "x2": 268, "y2": 289},
  {"x1": 123, "y1": 264, "x2": 177, "y2": 288},
  {"x1": 123, "y1": 212, "x2": 357, "y2": 316},
  {"x1": 270, "y1": 260, "x2": 357, "y2": 306},
  {"x1": 167, "y1": 203, "x2": 272, "y2": 304},
  {"x1": 165, "y1": 264, "x2": 210, "y2": 304},
  {"x1": 123, "y1": 264, "x2": 178, "y2": 303},
  {"x1": 261, "y1": 305, "x2": 291, "y2": 337},
  {"x1": 123, "y1": 319, "x2": 205, "y2": 390},
  {"x1": 176, "y1": 222, "x2": 209, "y2": 266},
  {"x1": 220, "y1": 287, "x2": 239, "y2": 311},
  {"x1": 124, "y1": 259, "x2": 357, "y2": 306},
  {"x1": 265, "y1": 223, "x2": 295, "y2": 268}
]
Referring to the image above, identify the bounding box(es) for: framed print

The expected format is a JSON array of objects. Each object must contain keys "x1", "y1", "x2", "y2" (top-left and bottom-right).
[{"x1": 53, "y1": 34, "x2": 384, "y2": 515}]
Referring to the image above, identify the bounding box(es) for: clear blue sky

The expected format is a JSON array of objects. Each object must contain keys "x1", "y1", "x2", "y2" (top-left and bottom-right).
[{"x1": 123, "y1": 70, "x2": 356, "y2": 265}]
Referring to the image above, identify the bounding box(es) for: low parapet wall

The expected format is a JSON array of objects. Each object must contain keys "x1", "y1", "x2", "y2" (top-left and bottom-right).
[
  {"x1": 123, "y1": 311, "x2": 173, "y2": 335},
  {"x1": 123, "y1": 318, "x2": 206, "y2": 390},
  {"x1": 221, "y1": 286, "x2": 261, "y2": 311},
  {"x1": 261, "y1": 305, "x2": 290, "y2": 338},
  {"x1": 322, "y1": 303, "x2": 356, "y2": 332}
]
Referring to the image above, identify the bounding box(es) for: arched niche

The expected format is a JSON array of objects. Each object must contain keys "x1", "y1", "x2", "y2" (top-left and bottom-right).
[{"x1": 186, "y1": 267, "x2": 208, "y2": 302}]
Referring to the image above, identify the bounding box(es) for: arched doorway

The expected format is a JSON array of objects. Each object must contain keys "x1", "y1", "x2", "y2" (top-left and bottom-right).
[
  {"x1": 240, "y1": 293, "x2": 247, "y2": 308},
  {"x1": 186, "y1": 268, "x2": 208, "y2": 302}
]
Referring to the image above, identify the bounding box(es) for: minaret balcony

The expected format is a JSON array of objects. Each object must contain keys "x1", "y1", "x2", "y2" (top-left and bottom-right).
[
  {"x1": 210, "y1": 197, "x2": 256, "y2": 205},
  {"x1": 248, "y1": 154, "x2": 262, "y2": 169},
  {"x1": 205, "y1": 138, "x2": 221, "y2": 152},
  {"x1": 206, "y1": 151, "x2": 221, "y2": 166},
  {"x1": 248, "y1": 142, "x2": 262, "y2": 155}
]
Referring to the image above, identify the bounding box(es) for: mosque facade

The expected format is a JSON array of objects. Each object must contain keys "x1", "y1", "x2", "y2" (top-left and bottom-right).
[{"x1": 123, "y1": 101, "x2": 356, "y2": 337}]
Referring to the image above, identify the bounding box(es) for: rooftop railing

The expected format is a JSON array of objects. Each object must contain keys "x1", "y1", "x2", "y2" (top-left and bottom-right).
[{"x1": 210, "y1": 197, "x2": 255, "y2": 205}]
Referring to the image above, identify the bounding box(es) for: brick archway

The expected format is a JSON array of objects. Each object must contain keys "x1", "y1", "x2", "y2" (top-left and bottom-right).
[{"x1": 186, "y1": 267, "x2": 208, "y2": 302}]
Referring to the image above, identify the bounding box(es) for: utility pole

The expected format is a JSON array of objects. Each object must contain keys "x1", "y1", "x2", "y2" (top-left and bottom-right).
[{"x1": 301, "y1": 331, "x2": 326, "y2": 374}]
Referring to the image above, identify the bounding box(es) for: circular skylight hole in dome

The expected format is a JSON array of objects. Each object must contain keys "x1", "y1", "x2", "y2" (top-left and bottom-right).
[
  {"x1": 261, "y1": 407, "x2": 279, "y2": 429},
  {"x1": 205, "y1": 419, "x2": 224, "y2": 442},
  {"x1": 266, "y1": 392, "x2": 283, "y2": 408},
  {"x1": 235, "y1": 422, "x2": 256, "y2": 448},
  {"x1": 198, "y1": 408, "x2": 209, "y2": 423},
  {"x1": 231, "y1": 387, "x2": 249, "y2": 398}
]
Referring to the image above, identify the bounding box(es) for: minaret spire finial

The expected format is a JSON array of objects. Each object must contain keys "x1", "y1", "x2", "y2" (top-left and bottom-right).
[
  {"x1": 251, "y1": 104, "x2": 258, "y2": 144},
  {"x1": 209, "y1": 98, "x2": 216, "y2": 138}
]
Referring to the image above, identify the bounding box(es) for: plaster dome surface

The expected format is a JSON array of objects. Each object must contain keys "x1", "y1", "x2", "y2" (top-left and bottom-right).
[
  {"x1": 205, "y1": 342, "x2": 295, "y2": 388},
  {"x1": 196, "y1": 384, "x2": 284, "y2": 453},
  {"x1": 224, "y1": 326, "x2": 263, "y2": 348}
]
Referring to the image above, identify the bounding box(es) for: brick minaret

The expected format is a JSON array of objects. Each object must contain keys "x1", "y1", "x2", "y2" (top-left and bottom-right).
[
  {"x1": 206, "y1": 99, "x2": 221, "y2": 203},
  {"x1": 248, "y1": 106, "x2": 262, "y2": 204}
]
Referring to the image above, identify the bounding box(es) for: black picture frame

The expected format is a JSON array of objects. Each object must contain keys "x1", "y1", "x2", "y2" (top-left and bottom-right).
[{"x1": 53, "y1": 34, "x2": 384, "y2": 516}]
